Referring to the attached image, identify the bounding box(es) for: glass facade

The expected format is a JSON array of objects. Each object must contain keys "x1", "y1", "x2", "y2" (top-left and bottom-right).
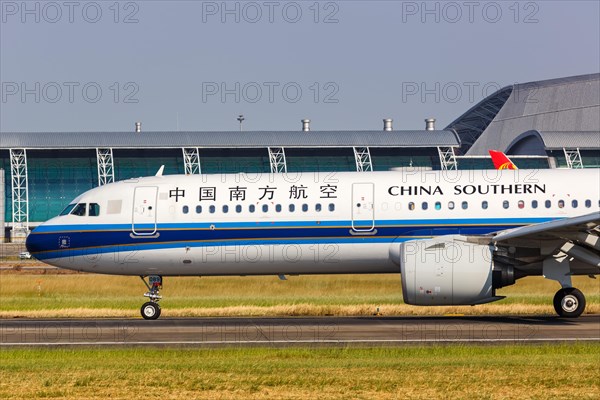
[{"x1": 286, "y1": 148, "x2": 355, "y2": 172}]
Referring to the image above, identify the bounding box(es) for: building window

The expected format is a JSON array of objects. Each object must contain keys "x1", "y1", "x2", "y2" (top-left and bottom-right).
[
  {"x1": 462, "y1": 201, "x2": 468, "y2": 210},
  {"x1": 518, "y1": 200, "x2": 525, "y2": 209},
  {"x1": 532, "y1": 200, "x2": 538, "y2": 209},
  {"x1": 182, "y1": 206, "x2": 189, "y2": 214},
  {"x1": 448, "y1": 201, "x2": 455, "y2": 210},
  {"x1": 196, "y1": 205, "x2": 202, "y2": 214},
  {"x1": 481, "y1": 201, "x2": 488, "y2": 210}
]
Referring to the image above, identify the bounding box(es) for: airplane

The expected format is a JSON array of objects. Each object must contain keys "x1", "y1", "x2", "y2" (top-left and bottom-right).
[
  {"x1": 489, "y1": 150, "x2": 518, "y2": 170},
  {"x1": 25, "y1": 166, "x2": 599, "y2": 320}
]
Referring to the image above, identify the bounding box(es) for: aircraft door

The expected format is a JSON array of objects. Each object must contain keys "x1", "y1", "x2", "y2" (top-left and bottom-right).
[
  {"x1": 132, "y1": 186, "x2": 158, "y2": 235},
  {"x1": 351, "y1": 183, "x2": 375, "y2": 232}
]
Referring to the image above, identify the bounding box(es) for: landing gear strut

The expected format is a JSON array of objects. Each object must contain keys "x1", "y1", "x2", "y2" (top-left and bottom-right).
[
  {"x1": 553, "y1": 288, "x2": 586, "y2": 318},
  {"x1": 140, "y1": 275, "x2": 162, "y2": 320}
]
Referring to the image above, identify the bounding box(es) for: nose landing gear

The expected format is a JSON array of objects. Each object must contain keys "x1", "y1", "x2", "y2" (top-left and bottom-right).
[
  {"x1": 553, "y1": 287, "x2": 586, "y2": 318},
  {"x1": 140, "y1": 275, "x2": 162, "y2": 320}
]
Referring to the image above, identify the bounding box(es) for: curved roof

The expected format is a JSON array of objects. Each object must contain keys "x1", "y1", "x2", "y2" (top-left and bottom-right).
[
  {"x1": 446, "y1": 73, "x2": 600, "y2": 155},
  {"x1": 506, "y1": 130, "x2": 600, "y2": 155},
  {"x1": 0, "y1": 130, "x2": 460, "y2": 150}
]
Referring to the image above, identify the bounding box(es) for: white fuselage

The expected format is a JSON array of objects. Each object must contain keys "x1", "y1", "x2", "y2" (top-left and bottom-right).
[{"x1": 26, "y1": 168, "x2": 600, "y2": 276}]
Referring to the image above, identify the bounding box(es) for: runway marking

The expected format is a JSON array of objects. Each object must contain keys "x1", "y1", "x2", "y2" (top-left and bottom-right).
[{"x1": 2, "y1": 338, "x2": 599, "y2": 346}]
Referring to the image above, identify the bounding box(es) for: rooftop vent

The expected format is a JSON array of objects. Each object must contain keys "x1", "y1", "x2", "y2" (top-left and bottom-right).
[
  {"x1": 302, "y1": 119, "x2": 311, "y2": 132},
  {"x1": 383, "y1": 118, "x2": 393, "y2": 131},
  {"x1": 425, "y1": 118, "x2": 436, "y2": 131},
  {"x1": 135, "y1": 122, "x2": 142, "y2": 133}
]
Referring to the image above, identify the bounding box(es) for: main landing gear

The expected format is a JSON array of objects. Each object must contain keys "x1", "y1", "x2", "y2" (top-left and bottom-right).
[
  {"x1": 140, "y1": 275, "x2": 162, "y2": 320},
  {"x1": 553, "y1": 287, "x2": 586, "y2": 318}
]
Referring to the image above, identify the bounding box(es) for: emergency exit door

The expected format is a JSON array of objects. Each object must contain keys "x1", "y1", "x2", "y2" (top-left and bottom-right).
[
  {"x1": 351, "y1": 183, "x2": 375, "y2": 232},
  {"x1": 132, "y1": 186, "x2": 158, "y2": 235}
]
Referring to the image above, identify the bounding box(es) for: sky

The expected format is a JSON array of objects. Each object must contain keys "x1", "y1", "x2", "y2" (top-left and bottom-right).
[{"x1": 1, "y1": 0, "x2": 599, "y2": 132}]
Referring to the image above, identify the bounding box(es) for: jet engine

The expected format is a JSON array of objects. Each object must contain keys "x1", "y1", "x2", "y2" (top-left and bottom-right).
[{"x1": 395, "y1": 235, "x2": 516, "y2": 306}]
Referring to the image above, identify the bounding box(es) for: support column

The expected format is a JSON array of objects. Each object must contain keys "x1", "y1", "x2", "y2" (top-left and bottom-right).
[
  {"x1": 182, "y1": 147, "x2": 202, "y2": 175},
  {"x1": 96, "y1": 148, "x2": 115, "y2": 186},
  {"x1": 10, "y1": 149, "x2": 29, "y2": 240},
  {"x1": 268, "y1": 147, "x2": 287, "y2": 173},
  {"x1": 437, "y1": 147, "x2": 458, "y2": 170},
  {"x1": 563, "y1": 148, "x2": 583, "y2": 169},
  {"x1": 353, "y1": 147, "x2": 373, "y2": 172}
]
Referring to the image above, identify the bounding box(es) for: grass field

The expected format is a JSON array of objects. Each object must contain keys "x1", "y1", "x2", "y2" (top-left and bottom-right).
[
  {"x1": 0, "y1": 273, "x2": 598, "y2": 318},
  {"x1": 0, "y1": 344, "x2": 598, "y2": 399}
]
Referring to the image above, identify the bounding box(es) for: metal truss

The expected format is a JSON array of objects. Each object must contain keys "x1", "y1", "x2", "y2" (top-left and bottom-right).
[
  {"x1": 437, "y1": 147, "x2": 458, "y2": 170},
  {"x1": 563, "y1": 148, "x2": 583, "y2": 169},
  {"x1": 182, "y1": 147, "x2": 202, "y2": 175},
  {"x1": 268, "y1": 147, "x2": 287, "y2": 173},
  {"x1": 353, "y1": 147, "x2": 373, "y2": 172},
  {"x1": 96, "y1": 148, "x2": 115, "y2": 186},
  {"x1": 9, "y1": 149, "x2": 29, "y2": 235}
]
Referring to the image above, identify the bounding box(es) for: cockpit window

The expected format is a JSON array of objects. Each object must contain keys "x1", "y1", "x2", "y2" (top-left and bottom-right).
[
  {"x1": 71, "y1": 203, "x2": 87, "y2": 216},
  {"x1": 60, "y1": 204, "x2": 76, "y2": 216},
  {"x1": 89, "y1": 203, "x2": 100, "y2": 216}
]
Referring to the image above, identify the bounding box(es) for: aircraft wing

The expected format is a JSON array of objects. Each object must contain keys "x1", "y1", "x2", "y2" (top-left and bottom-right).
[{"x1": 488, "y1": 212, "x2": 600, "y2": 273}]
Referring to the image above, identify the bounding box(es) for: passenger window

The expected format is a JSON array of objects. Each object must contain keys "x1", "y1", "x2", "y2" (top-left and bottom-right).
[
  {"x1": 182, "y1": 206, "x2": 189, "y2": 214},
  {"x1": 558, "y1": 200, "x2": 564, "y2": 209},
  {"x1": 262, "y1": 204, "x2": 269, "y2": 213},
  {"x1": 329, "y1": 203, "x2": 335, "y2": 212},
  {"x1": 502, "y1": 201, "x2": 509, "y2": 209},
  {"x1": 209, "y1": 205, "x2": 216, "y2": 214},
  {"x1": 315, "y1": 203, "x2": 322, "y2": 212},
  {"x1": 71, "y1": 203, "x2": 87, "y2": 216},
  {"x1": 302, "y1": 204, "x2": 308, "y2": 212},
  {"x1": 481, "y1": 201, "x2": 488, "y2": 210},
  {"x1": 532, "y1": 200, "x2": 538, "y2": 209},
  {"x1": 462, "y1": 201, "x2": 468, "y2": 210},
  {"x1": 289, "y1": 204, "x2": 295, "y2": 212},
  {"x1": 89, "y1": 203, "x2": 100, "y2": 216},
  {"x1": 408, "y1": 202, "x2": 415, "y2": 211},
  {"x1": 422, "y1": 202, "x2": 428, "y2": 210},
  {"x1": 60, "y1": 204, "x2": 76, "y2": 216},
  {"x1": 249, "y1": 205, "x2": 255, "y2": 213},
  {"x1": 196, "y1": 205, "x2": 202, "y2": 214},
  {"x1": 223, "y1": 205, "x2": 229, "y2": 213},
  {"x1": 448, "y1": 201, "x2": 455, "y2": 210},
  {"x1": 276, "y1": 204, "x2": 282, "y2": 212},
  {"x1": 236, "y1": 205, "x2": 242, "y2": 213},
  {"x1": 572, "y1": 200, "x2": 578, "y2": 208},
  {"x1": 518, "y1": 200, "x2": 524, "y2": 209},
  {"x1": 434, "y1": 202, "x2": 441, "y2": 210},
  {"x1": 545, "y1": 200, "x2": 551, "y2": 209},
  {"x1": 585, "y1": 200, "x2": 591, "y2": 208}
]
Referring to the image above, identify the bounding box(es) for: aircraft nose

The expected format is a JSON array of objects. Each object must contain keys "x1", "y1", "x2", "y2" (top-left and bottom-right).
[{"x1": 25, "y1": 230, "x2": 44, "y2": 254}]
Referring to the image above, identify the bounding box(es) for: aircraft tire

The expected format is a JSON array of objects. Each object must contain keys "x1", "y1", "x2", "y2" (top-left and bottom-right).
[
  {"x1": 141, "y1": 302, "x2": 161, "y2": 320},
  {"x1": 553, "y1": 288, "x2": 586, "y2": 318}
]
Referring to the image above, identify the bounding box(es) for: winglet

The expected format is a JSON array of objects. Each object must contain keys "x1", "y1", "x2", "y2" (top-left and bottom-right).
[
  {"x1": 489, "y1": 150, "x2": 518, "y2": 170},
  {"x1": 155, "y1": 165, "x2": 165, "y2": 177}
]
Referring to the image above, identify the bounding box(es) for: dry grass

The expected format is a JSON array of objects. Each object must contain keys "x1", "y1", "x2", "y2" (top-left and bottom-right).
[
  {"x1": 1, "y1": 345, "x2": 599, "y2": 399},
  {"x1": 0, "y1": 274, "x2": 598, "y2": 319}
]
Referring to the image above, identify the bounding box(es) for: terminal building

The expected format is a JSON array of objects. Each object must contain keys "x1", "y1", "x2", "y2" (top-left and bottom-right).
[{"x1": 1, "y1": 73, "x2": 599, "y2": 241}]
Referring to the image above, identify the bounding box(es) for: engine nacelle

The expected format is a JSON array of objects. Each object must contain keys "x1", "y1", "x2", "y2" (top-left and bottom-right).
[{"x1": 397, "y1": 235, "x2": 510, "y2": 306}]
